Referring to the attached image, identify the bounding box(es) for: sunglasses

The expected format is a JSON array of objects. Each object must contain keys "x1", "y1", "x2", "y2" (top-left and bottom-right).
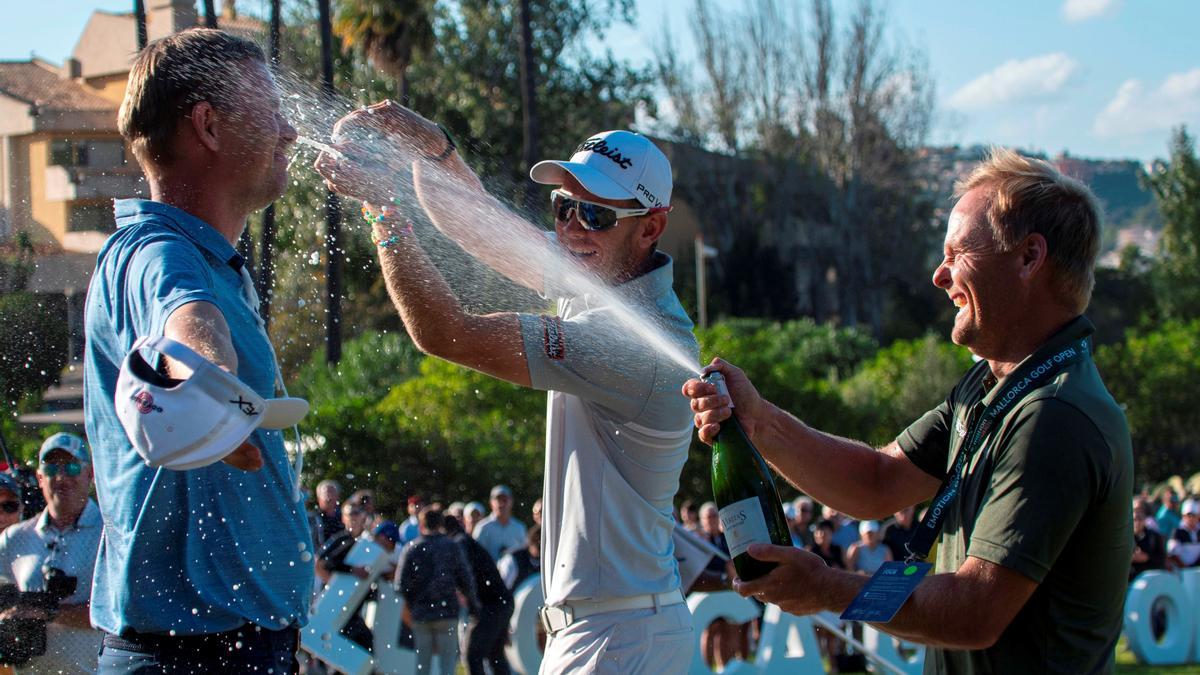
[
  {"x1": 40, "y1": 462, "x2": 83, "y2": 477},
  {"x1": 0, "y1": 501, "x2": 18, "y2": 514},
  {"x1": 550, "y1": 189, "x2": 667, "y2": 231}
]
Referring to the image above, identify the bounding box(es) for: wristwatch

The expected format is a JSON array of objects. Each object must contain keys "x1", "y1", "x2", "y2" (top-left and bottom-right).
[{"x1": 427, "y1": 124, "x2": 457, "y2": 162}]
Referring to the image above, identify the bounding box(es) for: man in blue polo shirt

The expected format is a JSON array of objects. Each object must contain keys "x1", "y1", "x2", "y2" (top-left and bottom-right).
[{"x1": 84, "y1": 29, "x2": 311, "y2": 673}]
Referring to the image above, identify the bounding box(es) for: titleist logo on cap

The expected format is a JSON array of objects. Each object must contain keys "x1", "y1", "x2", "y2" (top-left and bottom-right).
[{"x1": 576, "y1": 138, "x2": 633, "y2": 169}]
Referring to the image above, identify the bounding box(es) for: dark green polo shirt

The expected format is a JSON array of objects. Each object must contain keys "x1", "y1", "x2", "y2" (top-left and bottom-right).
[{"x1": 897, "y1": 316, "x2": 1133, "y2": 674}]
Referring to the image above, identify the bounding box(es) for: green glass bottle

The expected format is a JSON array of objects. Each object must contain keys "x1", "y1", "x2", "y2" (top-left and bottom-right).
[{"x1": 705, "y1": 371, "x2": 794, "y2": 581}]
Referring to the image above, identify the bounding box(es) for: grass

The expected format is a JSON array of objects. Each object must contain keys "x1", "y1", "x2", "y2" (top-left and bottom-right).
[{"x1": 1116, "y1": 637, "x2": 1200, "y2": 674}]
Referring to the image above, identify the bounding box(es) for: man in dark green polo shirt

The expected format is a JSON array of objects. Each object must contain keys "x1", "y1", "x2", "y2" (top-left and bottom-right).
[{"x1": 684, "y1": 147, "x2": 1133, "y2": 673}]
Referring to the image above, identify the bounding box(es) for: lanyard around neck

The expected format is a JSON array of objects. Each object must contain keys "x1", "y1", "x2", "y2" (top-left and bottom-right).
[{"x1": 904, "y1": 337, "x2": 1092, "y2": 563}]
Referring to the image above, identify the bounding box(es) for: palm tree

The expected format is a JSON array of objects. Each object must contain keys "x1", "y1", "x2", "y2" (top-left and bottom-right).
[
  {"x1": 133, "y1": 0, "x2": 147, "y2": 50},
  {"x1": 318, "y1": 0, "x2": 343, "y2": 364},
  {"x1": 257, "y1": 0, "x2": 282, "y2": 328},
  {"x1": 333, "y1": 0, "x2": 436, "y2": 102},
  {"x1": 517, "y1": 0, "x2": 540, "y2": 212}
]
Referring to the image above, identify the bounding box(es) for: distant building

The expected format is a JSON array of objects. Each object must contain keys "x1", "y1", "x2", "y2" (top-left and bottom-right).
[{"x1": 0, "y1": 0, "x2": 258, "y2": 362}]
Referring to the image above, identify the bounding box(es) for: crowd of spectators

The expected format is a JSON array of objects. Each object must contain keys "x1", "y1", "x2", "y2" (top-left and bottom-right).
[
  {"x1": 305, "y1": 482, "x2": 538, "y2": 675},
  {"x1": 1131, "y1": 488, "x2": 1200, "y2": 577},
  {"x1": 0, "y1": 428, "x2": 1189, "y2": 674}
]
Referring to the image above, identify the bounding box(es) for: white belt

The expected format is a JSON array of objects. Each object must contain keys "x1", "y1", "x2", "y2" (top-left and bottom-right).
[{"x1": 539, "y1": 590, "x2": 685, "y2": 636}]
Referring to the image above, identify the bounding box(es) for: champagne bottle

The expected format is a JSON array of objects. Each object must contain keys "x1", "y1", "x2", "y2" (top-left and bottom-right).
[{"x1": 705, "y1": 371, "x2": 793, "y2": 581}]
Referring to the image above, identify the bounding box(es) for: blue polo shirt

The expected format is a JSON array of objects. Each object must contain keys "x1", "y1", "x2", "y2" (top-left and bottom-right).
[{"x1": 83, "y1": 199, "x2": 313, "y2": 636}]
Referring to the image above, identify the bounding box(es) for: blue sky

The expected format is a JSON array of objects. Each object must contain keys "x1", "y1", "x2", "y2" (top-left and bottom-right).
[{"x1": 5, "y1": 0, "x2": 1198, "y2": 162}]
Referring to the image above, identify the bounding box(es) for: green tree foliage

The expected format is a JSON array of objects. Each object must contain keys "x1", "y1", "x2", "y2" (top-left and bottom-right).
[
  {"x1": 405, "y1": 0, "x2": 653, "y2": 193},
  {"x1": 292, "y1": 330, "x2": 543, "y2": 514},
  {"x1": 379, "y1": 359, "x2": 544, "y2": 509},
  {"x1": 0, "y1": 292, "x2": 67, "y2": 406},
  {"x1": 291, "y1": 330, "x2": 423, "y2": 509},
  {"x1": 1096, "y1": 320, "x2": 1200, "y2": 481},
  {"x1": 841, "y1": 334, "x2": 974, "y2": 446},
  {"x1": 679, "y1": 318, "x2": 877, "y2": 501},
  {"x1": 333, "y1": 0, "x2": 436, "y2": 99},
  {"x1": 1143, "y1": 126, "x2": 1200, "y2": 318}
]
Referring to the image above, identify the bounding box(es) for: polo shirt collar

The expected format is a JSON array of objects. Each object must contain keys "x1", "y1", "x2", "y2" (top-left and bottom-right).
[
  {"x1": 34, "y1": 499, "x2": 102, "y2": 535},
  {"x1": 617, "y1": 251, "x2": 674, "y2": 301},
  {"x1": 114, "y1": 198, "x2": 244, "y2": 271},
  {"x1": 981, "y1": 315, "x2": 1094, "y2": 406}
]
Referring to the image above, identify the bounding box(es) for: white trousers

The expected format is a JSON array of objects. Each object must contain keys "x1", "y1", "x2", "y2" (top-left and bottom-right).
[{"x1": 539, "y1": 602, "x2": 693, "y2": 675}]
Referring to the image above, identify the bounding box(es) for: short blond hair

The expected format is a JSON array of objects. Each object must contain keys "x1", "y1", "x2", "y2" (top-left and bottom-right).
[{"x1": 955, "y1": 148, "x2": 1102, "y2": 313}]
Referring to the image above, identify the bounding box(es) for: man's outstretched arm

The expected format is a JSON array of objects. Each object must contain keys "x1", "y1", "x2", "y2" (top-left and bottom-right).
[
  {"x1": 369, "y1": 211, "x2": 532, "y2": 387},
  {"x1": 318, "y1": 101, "x2": 553, "y2": 293},
  {"x1": 684, "y1": 360, "x2": 940, "y2": 519},
  {"x1": 161, "y1": 301, "x2": 262, "y2": 471}
]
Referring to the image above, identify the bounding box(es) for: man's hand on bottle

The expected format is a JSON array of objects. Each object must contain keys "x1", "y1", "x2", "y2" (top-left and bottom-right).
[
  {"x1": 731, "y1": 544, "x2": 839, "y2": 616},
  {"x1": 682, "y1": 358, "x2": 766, "y2": 444}
]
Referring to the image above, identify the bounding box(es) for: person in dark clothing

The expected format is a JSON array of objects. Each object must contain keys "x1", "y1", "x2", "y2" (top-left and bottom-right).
[
  {"x1": 498, "y1": 525, "x2": 541, "y2": 592},
  {"x1": 882, "y1": 506, "x2": 917, "y2": 562},
  {"x1": 807, "y1": 520, "x2": 845, "y2": 569},
  {"x1": 1131, "y1": 503, "x2": 1166, "y2": 579},
  {"x1": 446, "y1": 515, "x2": 515, "y2": 675},
  {"x1": 312, "y1": 479, "x2": 345, "y2": 547},
  {"x1": 315, "y1": 500, "x2": 373, "y2": 650},
  {"x1": 397, "y1": 508, "x2": 476, "y2": 675}
]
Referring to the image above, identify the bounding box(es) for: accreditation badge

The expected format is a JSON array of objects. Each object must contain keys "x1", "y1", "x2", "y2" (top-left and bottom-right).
[{"x1": 840, "y1": 561, "x2": 933, "y2": 623}]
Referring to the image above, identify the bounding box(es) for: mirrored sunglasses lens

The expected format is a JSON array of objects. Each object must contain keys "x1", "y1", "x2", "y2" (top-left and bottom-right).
[{"x1": 578, "y1": 203, "x2": 617, "y2": 231}]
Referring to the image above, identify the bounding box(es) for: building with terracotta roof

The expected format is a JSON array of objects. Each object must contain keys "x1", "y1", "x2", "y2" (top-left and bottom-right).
[{"x1": 1, "y1": 0, "x2": 258, "y2": 370}]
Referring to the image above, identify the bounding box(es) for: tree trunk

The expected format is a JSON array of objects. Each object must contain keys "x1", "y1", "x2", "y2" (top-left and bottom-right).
[
  {"x1": 399, "y1": 69, "x2": 410, "y2": 104},
  {"x1": 133, "y1": 0, "x2": 147, "y2": 50},
  {"x1": 318, "y1": 0, "x2": 343, "y2": 364},
  {"x1": 257, "y1": 0, "x2": 282, "y2": 328},
  {"x1": 517, "y1": 0, "x2": 541, "y2": 213},
  {"x1": 203, "y1": 0, "x2": 217, "y2": 28}
]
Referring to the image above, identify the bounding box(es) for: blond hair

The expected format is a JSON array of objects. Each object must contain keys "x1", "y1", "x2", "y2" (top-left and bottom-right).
[
  {"x1": 955, "y1": 148, "x2": 1102, "y2": 313},
  {"x1": 119, "y1": 29, "x2": 264, "y2": 166}
]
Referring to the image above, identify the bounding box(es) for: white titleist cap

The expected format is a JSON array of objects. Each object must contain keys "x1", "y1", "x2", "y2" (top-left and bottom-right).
[
  {"x1": 115, "y1": 336, "x2": 309, "y2": 470},
  {"x1": 530, "y1": 130, "x2": 672, "y2": 209}
]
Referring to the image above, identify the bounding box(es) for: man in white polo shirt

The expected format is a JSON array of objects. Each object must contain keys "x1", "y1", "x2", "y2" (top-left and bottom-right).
[
  {"x1": 316, "y1": 102, "x2": 699, "y2": 674},
  {"x1": 0, "y1": 432, "x2": 103, "y2": 674},
  {"x1": 473, "y1": 485, "x2": 527, "y2": 561}
]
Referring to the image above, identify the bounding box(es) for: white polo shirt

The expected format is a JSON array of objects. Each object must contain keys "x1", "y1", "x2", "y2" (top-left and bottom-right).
[
  {"x1": 0, "y1": 499, "x2": 104, "y2": 675},
  {"x1": 518, "y1": 253, "x2": 698, "y2": 606},
  {"x1": 473, "y1": 515, "x2": 527, "y2": 561}
]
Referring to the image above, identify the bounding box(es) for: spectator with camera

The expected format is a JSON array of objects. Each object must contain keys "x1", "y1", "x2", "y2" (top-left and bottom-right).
[{"x1": 0, "y1": 433, "x2": 102, "y2": 674}]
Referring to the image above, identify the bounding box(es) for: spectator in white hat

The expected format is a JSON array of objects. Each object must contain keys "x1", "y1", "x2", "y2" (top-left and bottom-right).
[
  {"x1": 463, "y1": 502, "x2": 487, "y2": 537},
  {"x1": 1168, "y1": 499, "x2": 1200, "y2": 567},
  {"x1": 0, "y1": 432, "x2": 103, "y2": 673},
  {"x1": 846, "y1": 520, "x2": 892, "y2": 576},
  {"x1": 317, "y1": 103, "x2": 697, "y2": 674}
]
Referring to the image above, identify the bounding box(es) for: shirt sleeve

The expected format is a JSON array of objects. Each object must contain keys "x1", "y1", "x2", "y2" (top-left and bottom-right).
[
  {"x1": 517, "y1": 308, "x2": 657, "y2": 423},
  {"x1": 0, "y1": 530, "x2": 15, "y2": 586},
  {"x1": 966, "y1": 399, "x2": 1111, "y2": 584},
  {"x1": 895, "y1": 397, "x2": 954, "y2": 480},
  {"x1": 497, "y1": 554, "x2": 517, "y2": 589},
  {"x1": 125, "y1": 234, "x2": 220, "y2": 339}
]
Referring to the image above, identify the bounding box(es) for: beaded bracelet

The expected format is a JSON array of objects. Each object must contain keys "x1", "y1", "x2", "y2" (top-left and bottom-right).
[{"x1": 370, "y1": 221, "x2": 414, "y2": 249}]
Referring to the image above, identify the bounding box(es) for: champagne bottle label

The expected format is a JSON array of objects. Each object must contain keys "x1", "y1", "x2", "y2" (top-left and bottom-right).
[{"x1": 719, "y1": 497, "x2": 772, "y2": 558}]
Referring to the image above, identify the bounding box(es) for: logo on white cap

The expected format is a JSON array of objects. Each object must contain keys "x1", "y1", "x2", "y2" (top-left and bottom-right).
[
  {"x1": 115, "y1": 336, "x2": 309, "y2": 470},
  {"x1": 530, "y1": 130, "x2": 672, "y2": 209}
]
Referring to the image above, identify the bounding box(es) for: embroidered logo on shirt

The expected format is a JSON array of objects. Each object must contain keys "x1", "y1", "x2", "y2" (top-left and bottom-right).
[{"x1": 542, "y1": 316, "x2": 566, "y2": 360}]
